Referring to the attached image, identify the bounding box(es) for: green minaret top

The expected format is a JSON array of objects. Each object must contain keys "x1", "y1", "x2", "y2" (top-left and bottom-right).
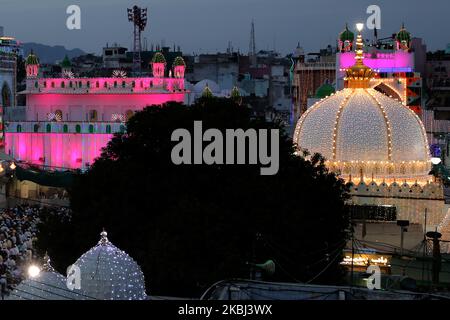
[
  {"x1": 396, "y1": 23, "x2": 411, "y2": 42},
  {"x1": 339, "y1": 23, "x2": 355, "y2": 42},
  {"x1": 25, "y1": 50, "x2": 39, "y2": 65},
  {"x1": 61, "y1": 55, "x2": 72, "y2": 68},
  {"x1": 151, "y1": 52, "x2": 166, "y2": 64},
  {"x1": 173, "y1": 56, "x2": 186, "y2": 67}
]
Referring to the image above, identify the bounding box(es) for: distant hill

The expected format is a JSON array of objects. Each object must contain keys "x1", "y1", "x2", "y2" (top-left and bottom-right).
[{"x1": 22, "y1": 43, "x2": 86, "y2": 64}]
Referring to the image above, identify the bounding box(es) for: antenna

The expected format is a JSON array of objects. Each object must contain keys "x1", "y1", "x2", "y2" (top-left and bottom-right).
[
  {"x1": 249, "y1": 19, "x2": 256, "y2": 66},
  {"x1": 127, "y1": 5, "x2": 148, "y2": 74}
]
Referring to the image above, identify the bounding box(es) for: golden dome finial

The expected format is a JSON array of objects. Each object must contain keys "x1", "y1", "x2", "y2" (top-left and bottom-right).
[{"x1": 345, "y1": 23, "x2": 375, "y2": 89}]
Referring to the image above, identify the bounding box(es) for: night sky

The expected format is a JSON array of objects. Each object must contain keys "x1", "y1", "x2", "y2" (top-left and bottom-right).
[{"x1": 0, "y1": 0, "x2": 448, "y2": 55}]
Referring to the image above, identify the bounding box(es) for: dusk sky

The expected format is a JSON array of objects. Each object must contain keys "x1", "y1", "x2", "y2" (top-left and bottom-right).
[{"x1": 0, "y1": 0, "x2": 449, "y2": 55}]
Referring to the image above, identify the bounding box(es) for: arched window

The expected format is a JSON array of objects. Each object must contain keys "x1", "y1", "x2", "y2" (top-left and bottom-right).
[
  {"x1": 78, "y1": 81, "x2": 82, "y2": 88},
  {"x1": 51, "y1": 82, "x2": 55, "y2": 88},
  {"x1": 104, "y1": 82, "x2": 108, "y2": 88},
  {"x1": 63, "y1": 124, "x2": 68, "y2": 133},
  {"x1": 75, "y1": 124, "x2": 81, "y2": 133},
  {"x1": 114, "y1": 81, "x2": 118, "y2": 88},
  {"x1": 96, "y1": 81, "x2": 100, "y2": 88},
  {"x1": 122, "y1": 81, "x2": 126, "y2": 88},
  {"x1": 106, "y1": 125, "x2": 111, "y2": 134},
  {"x1": 17, "y1": 124, "x2": 22, "y2": 133},
  {"x1": 69, "y1": 81, "x2": 73, "y2": 88},
  {"x1": 61, "y1": 82, "x2": 65, "y2": 88},
  {"x1": 33, "y1": 124, "x2": 39, "y2": 133},
  {"x1": 89, "y1": 110, "x2": 98, "y2": 122},
  {"x1": 55, "y1": 110, "x2": 63, "y2": 122},
  {"x1": 89, "y1": 124, "x2": 94, "y2": 133},
  {"x1": 43, "y1": 81, "x2": 47, "y2": 88},
  {"x1": 35, "y1": 82, "x2": 39, "y2": 88},
  {"x1": 46, "y1": 124, "x2": 51, "y2": 133},
  {"x1": 131, "y1": 81, "x2": 135, "y2": 88},
  {"x1": 87, "y1": 81, "x2": 90, "y2": 88}
]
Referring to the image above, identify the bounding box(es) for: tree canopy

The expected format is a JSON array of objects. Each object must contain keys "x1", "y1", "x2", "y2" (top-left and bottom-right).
[{"x1": 36, "y1": 97, "x2": 351, "y2": 297}]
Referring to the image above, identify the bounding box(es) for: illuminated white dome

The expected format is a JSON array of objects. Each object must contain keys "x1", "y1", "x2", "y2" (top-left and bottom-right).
[
  {"x1": 294, "y1": 88, "x2": 431, "y2": 185},
  {"x1": 72, "y1": 231, "x2": 146, "y2": 300}
]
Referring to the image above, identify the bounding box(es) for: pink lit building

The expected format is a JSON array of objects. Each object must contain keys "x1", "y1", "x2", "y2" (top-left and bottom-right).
[{"x1": 5, "y1": 52, "x2": 188, "y2": 170}]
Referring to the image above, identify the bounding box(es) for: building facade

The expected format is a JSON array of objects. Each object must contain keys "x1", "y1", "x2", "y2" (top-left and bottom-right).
[{"x1": 4, "y1": 52, "x2": 188, "y2": 170}]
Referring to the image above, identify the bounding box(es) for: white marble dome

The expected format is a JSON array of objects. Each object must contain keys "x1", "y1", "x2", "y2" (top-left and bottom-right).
[
  {"x1": 72, "y1": 231, "x2": 146, "y2": 300},
  {"x1": 294, "y1": 88, "x2": 432, "y2": 185}
]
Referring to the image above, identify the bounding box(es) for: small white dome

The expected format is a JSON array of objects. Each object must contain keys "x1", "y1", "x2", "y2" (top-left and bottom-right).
[
  {"x1": 194, "y1": 79, "x2": 220, "y2": 94},
  {"x1": 72, "y1": 231, "x2": 146, "y2": 300},
  {"x1": 8, "y1": 256, "x2": 84, "y2": 300}
]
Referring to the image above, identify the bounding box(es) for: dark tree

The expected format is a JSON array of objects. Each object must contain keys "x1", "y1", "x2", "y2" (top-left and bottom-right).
[{"x1": 36, "y1": 98, "x2": 351, "y2": 297}]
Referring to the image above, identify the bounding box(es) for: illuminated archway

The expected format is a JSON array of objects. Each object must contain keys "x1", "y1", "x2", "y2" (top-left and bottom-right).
[{"x1": 373, "y1": 82, "x2": 403, "y2": 102}]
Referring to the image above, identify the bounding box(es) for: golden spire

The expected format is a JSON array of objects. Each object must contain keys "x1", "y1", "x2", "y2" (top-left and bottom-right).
[{"x1": 345, "y1": 24, "x2": 374, "y2": 89}]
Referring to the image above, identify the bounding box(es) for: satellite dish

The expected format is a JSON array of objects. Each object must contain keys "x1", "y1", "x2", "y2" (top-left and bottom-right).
[{"x1": 254, "y1": 260, "x2": 276, "y2": 275}]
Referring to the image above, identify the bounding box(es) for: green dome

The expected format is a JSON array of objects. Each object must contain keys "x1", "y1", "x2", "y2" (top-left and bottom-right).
[
  {"x1": 396, "y1": 24, "x2": 411, "y2": 42},
  {"x1": 173, "y1": 56, "x2": 186, "y2": 67},
  {"x1": 61, "y1": 55, "x2": 72, "y2": 68},
  {"x1": 25, "y1": 51, "x2": 39, "y2": 65},
  {"x1": 315, "y1": 83, "x2": 335, "y2": 98},
  {"x1": 339, "y1": 24, "x2": 354, "y2": 42},
  {"x1": 151, "y1": 52, "x2": 166, "y2": 64}
]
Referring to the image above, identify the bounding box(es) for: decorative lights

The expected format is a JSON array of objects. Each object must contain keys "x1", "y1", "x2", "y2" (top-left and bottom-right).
[{"x1": 72, "y1": 230, "x2": 147, "y2": 300}]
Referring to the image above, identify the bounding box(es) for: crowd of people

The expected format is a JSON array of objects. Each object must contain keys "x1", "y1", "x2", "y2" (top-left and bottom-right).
[{"x1": 0, "y1": 204, "x2": 71, "y2": 299}]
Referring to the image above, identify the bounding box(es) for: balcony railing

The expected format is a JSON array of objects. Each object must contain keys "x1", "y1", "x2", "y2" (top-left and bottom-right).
[{"x1": 5, "y1": 121, "x2": 126, "y2": 134}]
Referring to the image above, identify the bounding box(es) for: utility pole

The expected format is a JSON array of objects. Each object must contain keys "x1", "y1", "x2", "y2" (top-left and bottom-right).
[
  {"x1": 422, "y1": 208, "x2": 427, "y2": 282},
  {"x1": 397, "y1": 220, "x2": 409, "y2": 256},
  {"x1": 426, "y1": 231, "x2": 442, "y2": 286}
]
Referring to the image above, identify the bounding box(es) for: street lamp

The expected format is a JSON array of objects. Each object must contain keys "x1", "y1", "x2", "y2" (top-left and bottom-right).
[
  {"x1": 431, "y1": 157, "x2": 442, "y2": 165},
  {"x1": 28, "y1": 265, "x2": 41, "y2": 278},
  {"x1": 356, "y1": 23, "x2": 364, "y2": 32}
]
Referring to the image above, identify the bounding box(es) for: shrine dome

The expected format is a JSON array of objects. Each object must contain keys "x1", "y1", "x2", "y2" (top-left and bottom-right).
[{"x1": 294, "y1": 26, "x2": 431, "y2": 186}]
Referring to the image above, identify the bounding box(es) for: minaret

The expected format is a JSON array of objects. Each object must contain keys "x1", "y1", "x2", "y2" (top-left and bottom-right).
[
  {"x1": 151, "y1": 52, "x2": 166, "y2": 78},
  {"x1": 25, "y1": 50, "x2": 39, "y2": 79},
  {"x1": 61, "y1": 55, "x2": 72, "y2": 76},
  {"x1": 338, "y1": 23, "x2": 355, "y2": 52},
  {"x1": 396, "y1": 23, "x2": 411, "y2": 51},
  {"x1": 172, "y1": 56, "x2": 186, "y2": 78}
]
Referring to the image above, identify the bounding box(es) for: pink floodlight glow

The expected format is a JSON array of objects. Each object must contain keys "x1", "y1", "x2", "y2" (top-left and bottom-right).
[
  {"x1": 5, "y1": 133, "x2": 113, "y2": 169},
  {"x1": 339, "y1": 51, "x2": 414, "y2": 72}
]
